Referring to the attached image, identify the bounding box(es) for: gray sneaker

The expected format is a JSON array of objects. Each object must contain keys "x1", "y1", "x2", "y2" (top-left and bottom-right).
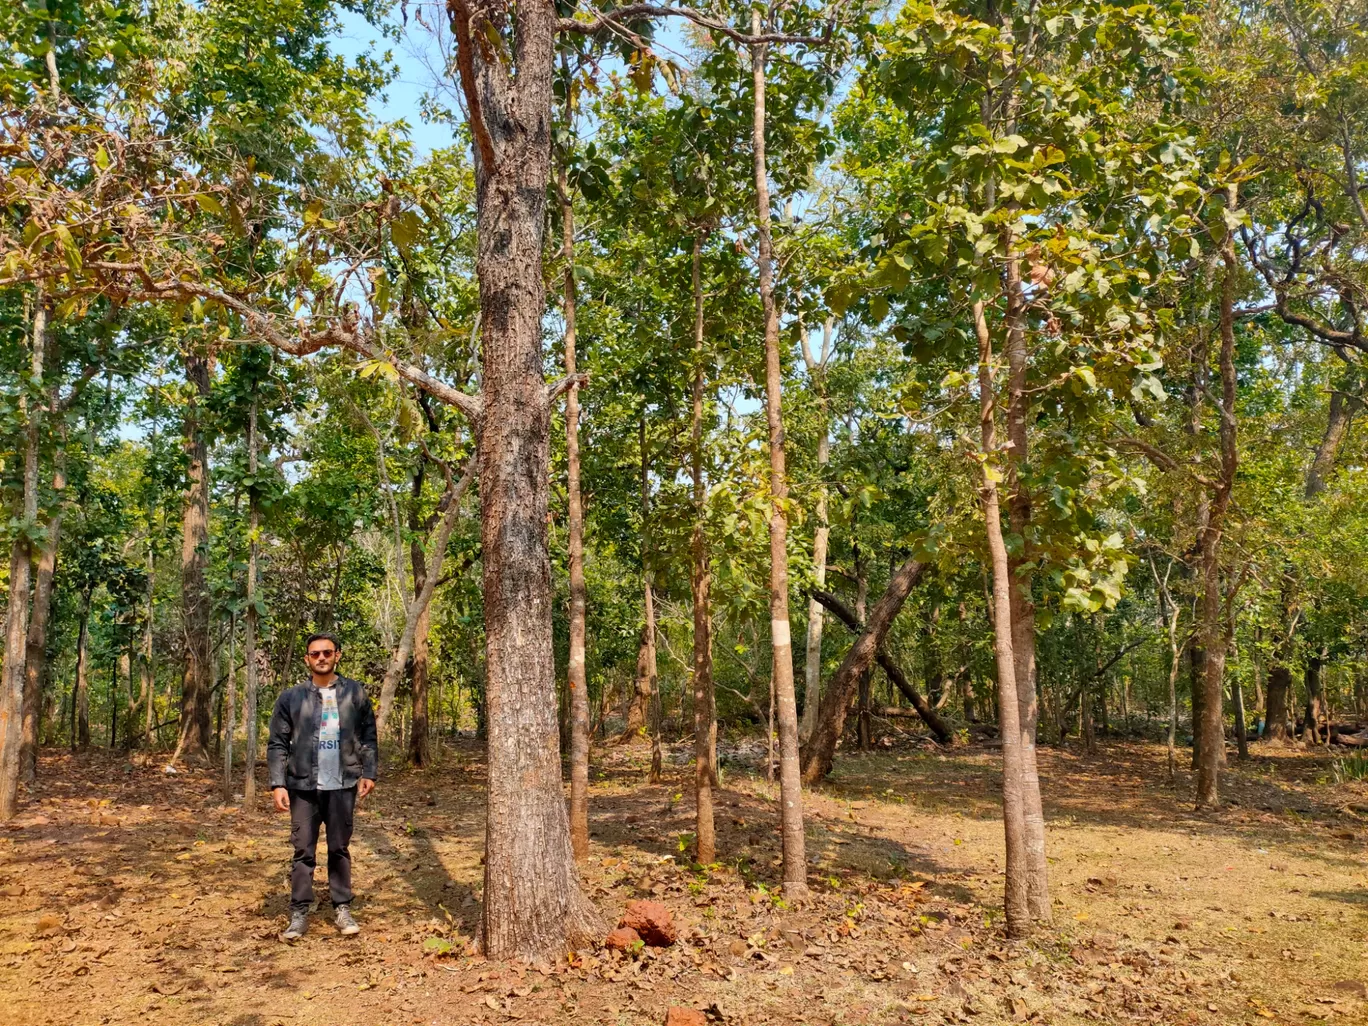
[
  {"x1": 335, "y1": 904, "x2": 360, "y2": 936},
  {"x1": 281, "y1": 910, "x2": 309, "y2": 941}
]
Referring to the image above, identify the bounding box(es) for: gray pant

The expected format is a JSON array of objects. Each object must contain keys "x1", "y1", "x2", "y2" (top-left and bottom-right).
[{"x1": 289, "y1": 786, "x2": 356, "y2": 911}]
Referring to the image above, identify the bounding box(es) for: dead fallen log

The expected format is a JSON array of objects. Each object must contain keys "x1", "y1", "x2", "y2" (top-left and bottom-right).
[
  {"x1": 874, "y1": 705, "x2": 921, "y2": 719},
  {"x1": 811, "y1": 587, "x2": 954, "y2": 746},
  {"x1": 800, "y1": 556, "x2": 928, "y2": 784}
]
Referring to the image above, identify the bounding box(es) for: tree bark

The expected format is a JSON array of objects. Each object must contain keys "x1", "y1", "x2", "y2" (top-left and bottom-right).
[
  {"x1": 243, "y1": 398, "x2": 261, "y2": 806},
  {"x1": 560, "y1": 148, "x2": 590, "y2": 861},
  {"x1": 1305, "y1": 386, "x2": 1356, "y2": 498},
  {"x1": 854, "y1": 545, "x2": 871, "y2": 751},
  {"x1": 177, "y1": 351, "x2": 213, "y2": 764},
  {"x1": 800, "y1": 318, "x2": 833, "y2": 744},
  {"x1": 689, "y1": 232, "x2": 716, "y2": 866},
  {"x1": 20, "y1": 431, "x2": 63, "y2": 786},
  {"x1": 1266, "y1": 665, "x2": 1292, "y2": 743},
  {"x1": 800, "y1": 555, "x2": 927, "y2": 783},
  {"x1": 1195, "y1": 189, "x2": 1240, "y2": 810},
  {"x1": 1002, "y1": 234, "x2": 1050, "y2": 923},
  {"x1": 751, "y1": 10, "x2": 807, "y2": 895},
  {"x1": 0, "y1": 295, "x2": 45, "y2": 819},
  {"x1": 376, "y1": 462, "x2": 474, "y2": 733},
  {"x1": 449, "y1": 0, "x2": 602, "y2": 956},
  {"x1": 974, "y1": 297, "x2": 1031, "y2": 937},
  {"x1": 1304, "y1": 651, "x2": 1328, "y2": 745},
  {"x1": 222, "y1": 614, "x2": 237, "y2": 800},
  {"x1": 74, "y1": 590, "x2": 91, "y2": 750},
  {"x1": 142, "y1": 539, "x2": 156, "y2": 747},
  {"x1": 632, "y1": 415, "x2": 662, "y2": 782}
]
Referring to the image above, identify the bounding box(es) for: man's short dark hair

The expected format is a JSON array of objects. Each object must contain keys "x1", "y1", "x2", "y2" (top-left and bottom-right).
[{"x1": 305, "y1": 632, "x2": 342, "y2": 653}]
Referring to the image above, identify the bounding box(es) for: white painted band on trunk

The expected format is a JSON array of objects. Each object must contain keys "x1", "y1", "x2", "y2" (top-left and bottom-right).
[{"x1": 771, "y1": 619, "x2": 791, "y2": 647}]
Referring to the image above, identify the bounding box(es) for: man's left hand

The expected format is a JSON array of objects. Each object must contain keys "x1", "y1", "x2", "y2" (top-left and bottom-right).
[{"x1": 358, "y1": 778, "x2": 375, "y2": 801}]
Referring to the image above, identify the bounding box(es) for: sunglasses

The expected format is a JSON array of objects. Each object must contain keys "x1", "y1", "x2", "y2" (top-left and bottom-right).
[{"x1": 306, "y1": 649, "x2": 336, "y2": 659}]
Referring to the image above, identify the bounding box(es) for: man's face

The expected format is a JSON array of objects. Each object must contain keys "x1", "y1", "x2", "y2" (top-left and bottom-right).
[{"x1": 305, "y1": 641, "x2": 339, "y2": 677}]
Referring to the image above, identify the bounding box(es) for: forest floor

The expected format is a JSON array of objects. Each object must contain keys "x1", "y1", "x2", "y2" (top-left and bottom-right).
[{"x1": 1, "y1": 736, "x2": 1366, "y2": 1026}]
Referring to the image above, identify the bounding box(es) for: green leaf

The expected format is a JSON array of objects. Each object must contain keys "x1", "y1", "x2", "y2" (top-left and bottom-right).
[{"x1": 391, "y1": 210, "x2": 422, "y2": 254}]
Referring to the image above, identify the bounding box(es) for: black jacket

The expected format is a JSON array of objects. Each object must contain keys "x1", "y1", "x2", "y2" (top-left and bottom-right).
[{"x1": 267, "y1": 676, "x2": 378, "y2": 791}]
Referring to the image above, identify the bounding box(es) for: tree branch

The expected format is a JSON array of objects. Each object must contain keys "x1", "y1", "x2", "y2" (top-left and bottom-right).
[{"x1": 556, "y1": 5, "x2": 829, "y2": 46}]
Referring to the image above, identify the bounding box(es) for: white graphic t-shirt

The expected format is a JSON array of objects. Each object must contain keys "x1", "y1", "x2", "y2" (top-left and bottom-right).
[{"x1": 316, "y1": 685, "x2": 344, "y2": 790}]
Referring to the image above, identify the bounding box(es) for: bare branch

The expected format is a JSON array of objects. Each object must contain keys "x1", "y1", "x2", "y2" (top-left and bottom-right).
[{"x1": 556, "y1": 5, "x2": 830, "y2": 46}]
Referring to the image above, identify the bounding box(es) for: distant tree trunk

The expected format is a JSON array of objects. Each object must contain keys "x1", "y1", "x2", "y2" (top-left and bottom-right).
[
  {"x1": 1305, "y1": 387, "x2": 1357, "y2": 498},
  {"x1": 801, "y1": 556, "x2": 927, "y2": 782},
  {"x1": 1232, "y1": 675, "x2": 1248, "y2": 760},
  {"x1": 74, "y1": 590, "x2": 91, "y2": 750},
  {"x1": 1195, "y1": 191, "x2": 1240, "y2": 810},
  {"x1": 406, "y1": 458, "x2": 433, "y2": 770},
  {"x1": 222, "y1": 614, "x2": 237, "y2": 800},
  {"x1": 752, "y1": 13, "x2": 807, "y2": 895},
  {"x1": 109, "y1": 660, "x2": 119, "y2": 749},
  {"x1": 855, "y1": 544, "x2": 871, "y2": 751},
  {"x1": 800, "y1": 317, "x2": 833, "y2": 744},
  {"x1": 1266, "y1": 665, "x2": 1292, "y2": 743},
  {"x1": 1189, "y1": 643, "x2": 1205, "y2": 768},
  {"x1": 689, "y1": 232, "x2": 715, "y2": 867},
  {"x1": 142, "y1": 540, "x2": 156, "y2": 748},
  {"x1": 21, "y1": 456, "x2": 63, "y2": 786},
  {"x1": 560, "y1": 146, "x2": 590, "y2": 861},
  {"x1": 1304, "y1": 651, "x2": 1328, "y2": 745},
  {"x1": 376, "y1": 463, "x2": 473, "y2": 733},
  {"x1": 973, "y1": 297, "x2": 1030, "y2": 937},
  {"x1": 635, "y1": 415, "x2": 663, "y2": 783},
  {"x1": 177, "y1": 351, "x2": 213, "y2": 764},
  {"x1": 0, "y1": 295, "x2": 45, "y2": 819},
  {"x1": 923, "y1": 605, "x2": 944, "y2": 708},
  {"x1": 243, "y1": 398, "x2": 261, "y2": 806},
  {"x1": 623, "y1": 621, "x2": 652, "y2": 737},
  {"x1": 409, "y1": 602, "x2": 432, "y2": 768}
]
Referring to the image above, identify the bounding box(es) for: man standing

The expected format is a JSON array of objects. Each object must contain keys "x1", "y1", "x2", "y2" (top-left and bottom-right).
[{"x1": 267, "y1": 632, "x2": 378, "y2": 940}]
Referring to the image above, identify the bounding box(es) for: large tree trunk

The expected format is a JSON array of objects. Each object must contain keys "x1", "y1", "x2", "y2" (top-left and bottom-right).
[
  {"x1": 1266, "y1": 665, "x2": 1292, "y2": 742},
  {"x1": 177, "y1": 351, "x2": 213, "y2": 764},
  {"x1": 973, "y1": 298, "x2": 1031, "y2": 937},
  {"x1": 689, "y1": 233, "x2": 716, "y2": 866},
  {"x1": 1001, "y1": 242, "x2": 1051, "y2": 923},
  {"x1": 450, "y1": 0, "x2": 602, "y2": 957},
  {"x1": 800, "y1": 555, "x2": 927, "y2": 783},
  {"x1": 752, "y1": 11, "x2": 807, "y2": 895},
  {"x1": 0, "y1": 296, "x2": 45, "y2": 819},
  {"x1": 560, "y1": 151, "x2": 590, "y2": 860},
  {"x1": 1195, "y1": 191, "x2": 1240, "y2": 809}
]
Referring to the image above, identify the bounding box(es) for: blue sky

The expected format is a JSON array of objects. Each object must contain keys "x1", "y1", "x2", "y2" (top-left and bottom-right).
[{"x1": 332, "y1": 6, "x2": 457, "y2": 157}]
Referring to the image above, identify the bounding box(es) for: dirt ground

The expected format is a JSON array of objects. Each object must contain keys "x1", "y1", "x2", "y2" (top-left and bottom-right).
[{"x1": 1, "y1": 736, "x2": 1366, "y2": 1026}]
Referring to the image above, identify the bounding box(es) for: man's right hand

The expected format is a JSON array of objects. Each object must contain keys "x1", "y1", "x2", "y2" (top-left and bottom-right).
[{"x1": 272, "y1": 788, "x2": 291, "y2": 813}]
